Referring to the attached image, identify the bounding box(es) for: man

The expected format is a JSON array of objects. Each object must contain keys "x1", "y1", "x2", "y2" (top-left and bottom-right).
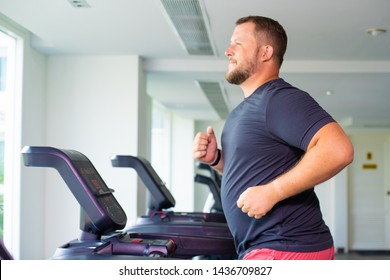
[{"x1": 192, "y1": 16, "x2": 354, "y2": 260}]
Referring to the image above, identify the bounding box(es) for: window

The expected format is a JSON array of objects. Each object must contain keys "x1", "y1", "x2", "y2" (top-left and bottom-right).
[
  {"x1": 151, "y1": 101, "x2": 172, "y2": 189},
  {"x1": 0, "y1": 30, "x2": 17, "y2": 240},
  {"x1": 0, "y1": 140, "x2": 3, "y2": 239}
]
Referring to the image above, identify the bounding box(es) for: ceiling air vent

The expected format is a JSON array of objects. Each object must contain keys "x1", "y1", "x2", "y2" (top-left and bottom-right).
[
  {"x1": 196, "y1": 81, "x2": 230, "y2": 120},
  {"x1": 160, "y1": 0, "x2": 216, "y2": 55}
]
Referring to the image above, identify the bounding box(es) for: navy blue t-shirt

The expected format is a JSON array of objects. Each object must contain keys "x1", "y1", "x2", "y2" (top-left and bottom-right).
[{"x1": 221, "y1": 78, "x2": 335, "y2": 259}]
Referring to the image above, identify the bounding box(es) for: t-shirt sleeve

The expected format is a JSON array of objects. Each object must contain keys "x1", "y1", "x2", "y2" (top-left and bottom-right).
[{"x1": 266, "y1": 89, "x2": 335, "y2": 150}]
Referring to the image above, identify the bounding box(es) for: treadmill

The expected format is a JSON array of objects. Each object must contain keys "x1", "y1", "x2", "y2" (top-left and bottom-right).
[
  {"x1": 196, "y1": 162, "x2": 223, "y2": 192},
  {"x1": 194, "y1": 162, "x2": 223, "y2": 213},
  {"x1": 110, "y1": 155, "x2": 236, "y2": 259},
  {"x1": 111, "y1": 155, "x2": 229, "y2": 226},
  {"x1": 21, "y1": 146, "x2": 235, "y2": 259},
  {"x1": 0, "y1": 240, "x2": 13, "y2": 260}
]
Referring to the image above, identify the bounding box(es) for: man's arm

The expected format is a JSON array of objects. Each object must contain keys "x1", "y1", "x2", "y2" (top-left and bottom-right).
[{"x1": 237, "y1": 122, "x2": 354, "y2": 219}]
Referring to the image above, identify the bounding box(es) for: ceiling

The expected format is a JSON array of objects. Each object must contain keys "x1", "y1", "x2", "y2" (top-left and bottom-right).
[{"x1": 1, "y1": 0, "x2": 390, "y2": 126}]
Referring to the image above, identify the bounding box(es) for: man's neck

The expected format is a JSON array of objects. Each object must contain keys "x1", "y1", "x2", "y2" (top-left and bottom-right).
[{"x1": 240, "y1": 73, "x2": 279, "y2": 98}]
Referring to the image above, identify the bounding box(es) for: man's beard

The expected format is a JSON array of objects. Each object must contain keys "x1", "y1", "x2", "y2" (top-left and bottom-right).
[
  {"x1": 225, "y1": 49, "x2": 259, "y2": 85},
  {"x1": 225, "y1": 66, "x2": 252, "y2": 85}
]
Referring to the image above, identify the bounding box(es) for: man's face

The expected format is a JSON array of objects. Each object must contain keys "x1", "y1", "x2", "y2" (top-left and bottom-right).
[{"x1": 225, "y1": 22, "x2": 260, "y2": 85}]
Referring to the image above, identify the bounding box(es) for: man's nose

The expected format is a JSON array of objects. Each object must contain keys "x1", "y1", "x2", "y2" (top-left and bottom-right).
[{"x1": 225, "y1": 46, "x2": 233, "y2": 57}]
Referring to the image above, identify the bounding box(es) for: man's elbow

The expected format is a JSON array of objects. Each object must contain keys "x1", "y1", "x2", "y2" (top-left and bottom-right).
[{"x1": 340, "y1": 140, "x2": 354, "y2": 168}]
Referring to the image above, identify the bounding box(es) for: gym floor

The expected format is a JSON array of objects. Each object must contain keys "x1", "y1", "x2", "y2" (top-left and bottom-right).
[{"x1": 335, "y1": 250, "x2": 390, "y2": 260}]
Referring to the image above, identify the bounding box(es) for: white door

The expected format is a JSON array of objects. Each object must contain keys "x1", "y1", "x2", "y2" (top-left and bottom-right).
[{"x1": 349, "y1": 133, "x2": 390, "y2": 250}]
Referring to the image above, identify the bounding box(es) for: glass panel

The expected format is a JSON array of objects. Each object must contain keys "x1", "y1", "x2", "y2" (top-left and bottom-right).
[
  {"x1": 0, "y1": 30, "x2": 17, "y2": 240},
  {"x1": 151, "y1": 101, "x2": 172, "y2": 189}
]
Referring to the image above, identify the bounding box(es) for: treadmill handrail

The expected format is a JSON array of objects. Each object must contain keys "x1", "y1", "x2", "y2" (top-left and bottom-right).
[
  {"x1": 21, "y1": 146, "x2": 127, "y2": 234},
  {"x1": 111, "y1": 155, "x2": 175, "y2": 211},
  {"x1": 196, "y1": 162, "x2": 222, "y2": 187},
  {"x1": 194, "y1": 174, "x2": 223, "y2": 213}
]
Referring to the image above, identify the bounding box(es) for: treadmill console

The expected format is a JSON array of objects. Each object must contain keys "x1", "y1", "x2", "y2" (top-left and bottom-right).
[
  {"x1": 21, "y1": 146, "x2": 180, "y2": 259},
  {"x1": 21, "y1": 146, "x2": 127, "y2": 234},
  {"x1": 111, "y1": 155, "x2": 175, "y2": 211}
]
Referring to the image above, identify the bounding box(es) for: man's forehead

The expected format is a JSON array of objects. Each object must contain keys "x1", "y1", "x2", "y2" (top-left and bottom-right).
[{"x1": 231, "y1": 23, "x2": 255, "y2": 41}]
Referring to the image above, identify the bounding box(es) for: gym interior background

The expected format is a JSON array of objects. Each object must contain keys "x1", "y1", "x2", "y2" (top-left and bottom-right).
[{"x1": 0, "y1": 0, "x2": 390, "y2": 260}]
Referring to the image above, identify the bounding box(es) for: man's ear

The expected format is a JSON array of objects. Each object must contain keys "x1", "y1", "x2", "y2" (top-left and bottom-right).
[{"x1": 260, "y1": 45, "x2": 274, "y2": 61}]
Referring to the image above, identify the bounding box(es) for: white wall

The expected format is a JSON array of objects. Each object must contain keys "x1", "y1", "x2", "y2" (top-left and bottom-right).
[
  {"x1": 314, "y1": 172, "x2": 348, "y2": 250},
  {"x1": 19, "y1": 36, "x2": 47, "y2": 260},
  {"x1": 43, "y1": 55, "x2": 150, "y2": 259},
  {"x1": 333, "y1": 168, "x2": 349, "y2": 250}
]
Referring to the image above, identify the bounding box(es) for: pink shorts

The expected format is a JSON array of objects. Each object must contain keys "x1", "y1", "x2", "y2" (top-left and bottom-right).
[{"x1": 243, "y1": 245, "x2": 335, "y2": 260}]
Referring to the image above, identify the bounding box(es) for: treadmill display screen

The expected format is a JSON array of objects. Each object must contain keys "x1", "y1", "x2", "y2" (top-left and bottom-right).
[{"x1": 74, "y1": 160, "x2": 127, "y2": 226}]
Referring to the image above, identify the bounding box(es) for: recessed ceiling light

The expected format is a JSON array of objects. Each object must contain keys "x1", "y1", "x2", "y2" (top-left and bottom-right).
[
  {"x1": 67, "y1": 0, "x2": 90, "y2": 8},
  {"x1": 325, "y1": 90, "x2": 334, "y2": 96},
  {"x1": 367, "y1": 28, "x2": 387, "y2": 36}
]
